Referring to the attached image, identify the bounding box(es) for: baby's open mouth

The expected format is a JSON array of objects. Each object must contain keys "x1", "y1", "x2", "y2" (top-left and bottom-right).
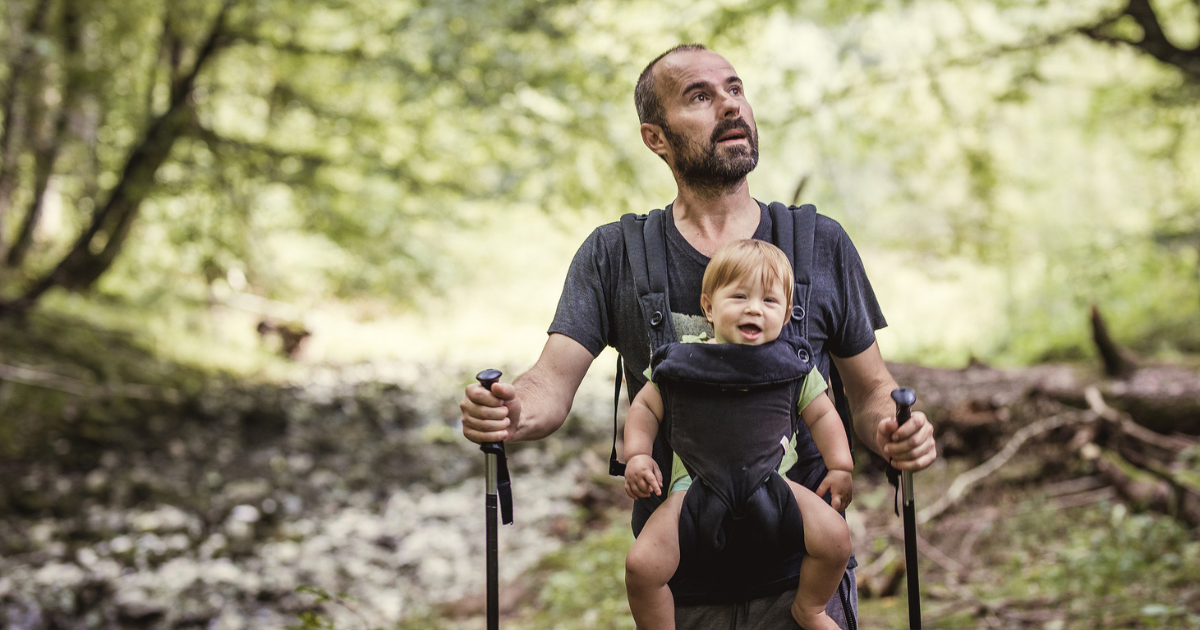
[{"x1": 739, "y1": 324, "x2": 762, "y2": 335}]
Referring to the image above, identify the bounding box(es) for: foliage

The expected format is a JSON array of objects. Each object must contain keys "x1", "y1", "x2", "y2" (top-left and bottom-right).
[
  {"x1": 0, "y1": 0, "x2": 642, "y2": 313},
  {"x1": 924, "y1": 498, "x2": 1200, "y2": 629},
  {"x1": 742, "y1": 0, "x2": 1200, "y2": 363},
  {"x1": 518, "y1": 515, "x2": 636, "y2": 630},
  {"x1": 289, "y1": 585, "x2": 384, "y2": 630},
  {"x1": 3, "y1": 0, "x2": 1199, "y2": 364},
  {"x1": 0, "y1": 309, "x2": 212, "y2": 464}
]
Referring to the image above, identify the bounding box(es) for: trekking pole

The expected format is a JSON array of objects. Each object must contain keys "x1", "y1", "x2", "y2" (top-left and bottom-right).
[
  {"x1": 891, "y1": 387, "x2": 921, "y2": 629},
  {"x1": 476, "y1": 369, "x2": 514, "y2": 630}
]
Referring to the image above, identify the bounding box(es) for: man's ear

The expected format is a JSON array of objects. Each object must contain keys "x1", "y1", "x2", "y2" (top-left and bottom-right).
[
  {"x1": 700, "y1": 294, "x2": 713, "y2": 322},
  {"x1": 641, "y1": 122, "x2": 668, "y2": 159}
]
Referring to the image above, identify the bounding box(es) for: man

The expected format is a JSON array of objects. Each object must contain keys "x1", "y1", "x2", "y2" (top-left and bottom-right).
[{"x1": 460, "y1": 44, "x2": 936, "y2": 628}]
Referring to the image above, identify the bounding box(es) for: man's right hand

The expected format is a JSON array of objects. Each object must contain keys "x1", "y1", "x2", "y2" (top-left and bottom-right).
[{"x1": 460, "y1": 381, "x2": 522, "y2": 444}]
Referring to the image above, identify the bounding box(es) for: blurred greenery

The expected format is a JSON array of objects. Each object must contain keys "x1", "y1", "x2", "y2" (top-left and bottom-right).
[
  {"x1": 2, "y1": 0, "x2": 1200, "y2": 625},
  {"x1": 0, "y1": 0, "x2": 1197, "y2": 366}
]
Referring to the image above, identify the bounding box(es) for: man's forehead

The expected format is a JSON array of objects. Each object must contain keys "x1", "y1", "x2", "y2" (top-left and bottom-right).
[{"x1": 656, "y1": 50, "x2": 739, "y2": 93}]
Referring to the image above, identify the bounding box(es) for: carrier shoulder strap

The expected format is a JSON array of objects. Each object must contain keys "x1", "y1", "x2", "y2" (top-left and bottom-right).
[
  {"x1": 767, "y1": 202, "x2": 817, "y2": 344},
  {"x1": 768, "y1": 202, "x2": 855, "y2": 451},
  {"x1": 620, "y1": 209, "x2": 678, "y2": 350},
  {"x1": 609, "y1": 209, "x2": 678, "y2": 476}
]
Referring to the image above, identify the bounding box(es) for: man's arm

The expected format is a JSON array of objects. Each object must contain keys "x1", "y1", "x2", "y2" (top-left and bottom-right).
[
  {"x1": 459, "y1": 333, "x2": 595, "y2": 444},
  {"x1": 832, "y1": 341, "x2": 937, "y2": 471}
]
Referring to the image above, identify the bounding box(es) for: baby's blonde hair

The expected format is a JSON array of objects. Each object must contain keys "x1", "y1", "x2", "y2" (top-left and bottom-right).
[{"x1": 701, "y1": 239, "x2": 794, "y2": 311}]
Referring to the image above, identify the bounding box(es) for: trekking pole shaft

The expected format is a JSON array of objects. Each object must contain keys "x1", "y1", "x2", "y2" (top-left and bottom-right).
[
  {"x1": 892, "y1": 387, "x2": 921, "y2": 630},
  {"x1": 477, "y1": 369, "x2": 504, "y2": 630},
  {"x1": 486, "y1": 490, "x2": 499, "y2": 630},
  {"x1": 902, "y1": 496, "x2": 920, "y2": 629}
]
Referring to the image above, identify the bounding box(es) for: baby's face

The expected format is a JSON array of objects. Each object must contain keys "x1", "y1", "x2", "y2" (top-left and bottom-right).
[{"x1": 703, "y1": 276, "x2": 789, "y2": 345}]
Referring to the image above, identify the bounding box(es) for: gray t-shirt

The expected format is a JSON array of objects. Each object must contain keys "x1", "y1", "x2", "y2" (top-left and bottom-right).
[
  {"x1": 550, "y1": 201, "x2": 885, "y2": 518},
  {"x1": 549, "y1": 201, "x2": 883, "y2": 617}
]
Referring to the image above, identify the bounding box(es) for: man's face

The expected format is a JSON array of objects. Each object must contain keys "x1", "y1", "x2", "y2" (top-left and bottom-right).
[{"x1": 654, "y1": 50, "x2": 759, "y2": 189}]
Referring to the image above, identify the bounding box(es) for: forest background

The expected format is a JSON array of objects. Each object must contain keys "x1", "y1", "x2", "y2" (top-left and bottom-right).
[{"x1": 0, "y1": 0, "x2": 1198, "y2": 628}]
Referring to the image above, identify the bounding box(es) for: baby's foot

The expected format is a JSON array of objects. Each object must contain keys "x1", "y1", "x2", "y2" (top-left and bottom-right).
[{"x1": 789, "y1": 603, "x2": 840, "y2": 630}]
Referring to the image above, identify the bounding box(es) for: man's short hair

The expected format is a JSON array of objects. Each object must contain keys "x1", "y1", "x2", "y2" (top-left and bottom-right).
[
  {"x1": 634, "y1": 44, "x2": 709, "y2": 127},
  {"x1": 702, "y1": 239, "x2": 794, "y2": 312}
]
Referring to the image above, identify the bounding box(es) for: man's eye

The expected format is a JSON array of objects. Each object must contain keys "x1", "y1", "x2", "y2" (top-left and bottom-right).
[{"x1": 693, "y1": 93, "x2": 708, "y2": 102}]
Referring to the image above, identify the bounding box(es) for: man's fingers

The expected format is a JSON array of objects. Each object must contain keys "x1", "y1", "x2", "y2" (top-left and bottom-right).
[
  {"x1": 462, "y1": 424, "x2": 509, "y2": 444},
  {"x1": 890, "y1": 411, "x2": 926, "y2": 441},
  {"x1": 487, "y1": 381, "x2": 517, "y2": 401},
  {"x1": 886, "y1": 412, "x2": 938, "y2": 471},
  {"x1": 881, "y1": 412, "x2": 933, "y2": 455},
  {"x1": 466, "y1": 382, "x2": 514, "y2": 409}
]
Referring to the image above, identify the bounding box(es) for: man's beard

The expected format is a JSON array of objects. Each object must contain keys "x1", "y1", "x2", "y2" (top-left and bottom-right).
[{"x1": 662, "y1": 118, "x2": 759, "y2": 197}]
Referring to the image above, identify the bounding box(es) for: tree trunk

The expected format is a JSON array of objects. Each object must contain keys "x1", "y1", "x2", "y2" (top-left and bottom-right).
[
  {"x1": 0, "y1": 0, "x2": 54, "y2": 261},
  {"x1": 2, "y1": 1, "x2": 233, "y2": 314},
  {"x1": 7, "y1": 0, "x2": 83, "y2": 269}
]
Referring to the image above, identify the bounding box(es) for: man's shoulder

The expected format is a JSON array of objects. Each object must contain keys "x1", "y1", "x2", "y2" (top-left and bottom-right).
[
  {"x1": 569, "y1": 220, "x2": 627, "y2": 261},
  {"x1": 763, "y1": 203, "x2": 851, "y2": 245},
  {"x1": 585, "y1": 219, "x2": 627, "y2": 247}
]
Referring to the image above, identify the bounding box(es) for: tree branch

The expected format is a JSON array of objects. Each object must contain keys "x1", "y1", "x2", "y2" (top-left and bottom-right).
[
  {"x1": 918, "y1": 405, "x2": 1096, "y2": 524},
  {"x1": 1079, "y1": 0, "x2": 1200, "y2": 81},
  {"x1": 0, "y1": 362, "x2": 176, "y2": 401},
  {"x1": 7, "y1": 0, "x2": 84, "y2": 269},
  {"x1": 0, "y1": 0, "x2": 54, "y2": 260},
  {"x1": 8, "y1": 0, "x2": 238, "y2": 311}
]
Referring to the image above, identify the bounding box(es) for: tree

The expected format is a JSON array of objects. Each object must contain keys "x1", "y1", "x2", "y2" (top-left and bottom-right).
[{"x1": 0, "y1": 0, "x2": 640, "y2": 314}]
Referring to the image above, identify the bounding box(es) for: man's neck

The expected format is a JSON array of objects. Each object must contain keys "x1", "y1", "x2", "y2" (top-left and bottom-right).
[{"x1": 671, "y1": 180, "x2": 760, "y2": 257}]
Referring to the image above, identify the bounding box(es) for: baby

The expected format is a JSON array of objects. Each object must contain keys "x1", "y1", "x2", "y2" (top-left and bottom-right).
[{"x1": 623, "y1": 239, "x2": 854, "y2": 630}]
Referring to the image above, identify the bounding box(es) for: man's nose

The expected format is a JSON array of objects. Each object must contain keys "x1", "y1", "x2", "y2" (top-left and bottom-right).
[{"x1": 718, "y1": 91, "x2": 740, "y2": 119}]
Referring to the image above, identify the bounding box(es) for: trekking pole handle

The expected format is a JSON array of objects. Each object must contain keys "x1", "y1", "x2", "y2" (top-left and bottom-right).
[
  {"x1": 892, "y1": 387, "x2": 915, "y2": 427},
  {"x1": 476, "y1": 369, "x2": 504, "y2": 492},
  {"x1": 477, "y1": 369, "x2": 503, "y2": 394},
  {"x1": 891, "y1": 387, "x2": 917, "y2": 504}
]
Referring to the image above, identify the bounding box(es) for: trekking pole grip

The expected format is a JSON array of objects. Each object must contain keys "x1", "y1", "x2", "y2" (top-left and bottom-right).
[
  {"x1": 477, "y1": 369, "x2": 503, "y2": 396},
  {"x1": 892, "y1": 387, "x2": 915, "y2": 427},
  {"x1": 476, "y1": 369, "x2": 505, "y2": 455}
]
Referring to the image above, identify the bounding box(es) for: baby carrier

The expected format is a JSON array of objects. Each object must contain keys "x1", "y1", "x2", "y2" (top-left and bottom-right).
[
  {"x1": 606, "y1": 202, "x2": 853, "y2": 605},
  {"x1": 652, "y1": 336, "x2": 815, "y2": 601}
]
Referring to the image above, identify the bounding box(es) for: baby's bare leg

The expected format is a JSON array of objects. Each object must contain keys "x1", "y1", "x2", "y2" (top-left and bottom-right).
[
  {"x1": 787, "y1": 480, "x2": 851, "y2": 630},
  {"x1": 625, "y1": 491, "x2": 685, "y2": 630}
]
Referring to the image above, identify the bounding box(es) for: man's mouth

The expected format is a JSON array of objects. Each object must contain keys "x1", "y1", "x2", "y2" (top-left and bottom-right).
[
  {"x1": 718, "y1": 130, "x2": 747, "y2": 143},
  {"x1": 712, "y1": 119, "x2": 753, "y2": 146}
]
